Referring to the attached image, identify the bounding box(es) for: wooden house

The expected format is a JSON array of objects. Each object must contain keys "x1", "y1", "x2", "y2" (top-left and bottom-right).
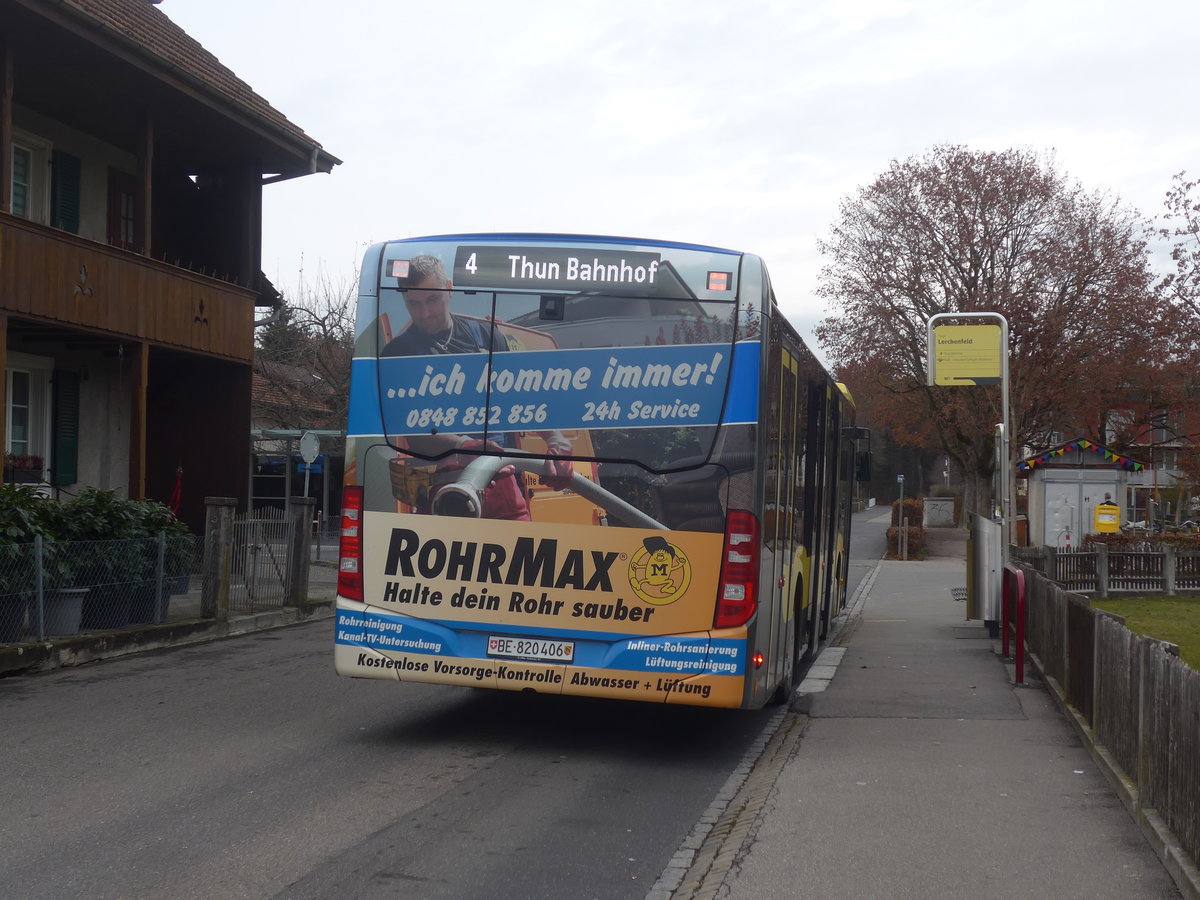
[{"x1": 0, "y1": 0, "x2": 339, "y2": 530}]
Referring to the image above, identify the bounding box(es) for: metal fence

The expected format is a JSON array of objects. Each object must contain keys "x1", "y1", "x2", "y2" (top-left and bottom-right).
[
  {"x1": 200, "y1": 497, "x2": 315, "y2": 622},
  {"x1": 1012, "y1": 545, "x2": 1200, "y2": 597},
  {"x1": 1014, "y1": 563, "x2": 1200, "y2": 876},
  {"x1": 230, "y1": 508, "x2": 292, "y2": 613},
  {"x1": 0, "y1": 534, "x2": 201, "y2": 643}
]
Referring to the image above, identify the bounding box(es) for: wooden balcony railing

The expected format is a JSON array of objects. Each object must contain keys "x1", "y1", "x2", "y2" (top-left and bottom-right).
[{"x1": 0, "y1": 214, "x2": 256, "y2": 362}]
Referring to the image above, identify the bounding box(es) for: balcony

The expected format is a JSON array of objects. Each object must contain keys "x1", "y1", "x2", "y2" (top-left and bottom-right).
[{"x1": 0, "y1": 213, "x2": 255, "y2": 362}]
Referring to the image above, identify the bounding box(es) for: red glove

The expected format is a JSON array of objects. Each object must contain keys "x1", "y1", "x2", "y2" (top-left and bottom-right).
[{"x1": 541, "y1": 441, "x2": 574, "y2": 490}]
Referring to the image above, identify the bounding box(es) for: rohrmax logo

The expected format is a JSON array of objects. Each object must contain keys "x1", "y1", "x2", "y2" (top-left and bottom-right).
[{"x1": 627, "y1": 536, "x2": 692, "y2": 605}]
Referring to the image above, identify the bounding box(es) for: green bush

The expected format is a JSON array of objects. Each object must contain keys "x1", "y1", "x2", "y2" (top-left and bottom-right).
[
  {"x1": 0, "y1": 484, "x2": 55, "y2": 601},
  {"x1": 0, "y1": 487, "x2": 189, "y2": 591}
]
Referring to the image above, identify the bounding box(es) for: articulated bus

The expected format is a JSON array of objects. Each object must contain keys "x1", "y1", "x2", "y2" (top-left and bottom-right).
[{"x1": 335, "y1": 234, "x2": 866, "y2": 709}]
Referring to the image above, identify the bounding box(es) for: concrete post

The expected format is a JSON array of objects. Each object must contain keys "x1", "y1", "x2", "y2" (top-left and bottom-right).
[
  {"x1": 202, "y1": 497, "x2": 237, "y2": 622},
  {"x1": 286, "y1": 497, "x2": 316, "y2": 609},
  {"x1": 1163, "y1": 544, "x2": 1176, "y2": 597},
  {"x1": 1095, "y1": 543, "x2": 1109, "y2": 599}
]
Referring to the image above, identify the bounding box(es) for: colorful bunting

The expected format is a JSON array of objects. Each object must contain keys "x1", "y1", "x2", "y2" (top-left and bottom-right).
[{"x1": 1017, "y1": 438, "x2": 1147, "y2": 472}]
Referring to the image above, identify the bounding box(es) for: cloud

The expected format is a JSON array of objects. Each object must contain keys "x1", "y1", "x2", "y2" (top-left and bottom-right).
[{"x1": 163, "y1": 0, "x2": 1200, "y2": 356}]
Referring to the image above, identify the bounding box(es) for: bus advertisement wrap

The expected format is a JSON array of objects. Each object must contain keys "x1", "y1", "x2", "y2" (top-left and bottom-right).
[
  {"x1": 334, "y1": 513, "x2": 745, "y2": 705},
  {"x1": 349, "y1": 341, "x2": 760, "y2": 438},
  {"x1": 334, "y1": 610, "x2": 747, "y2": 706},
  {"x1": 358, "y1": 514, "x2": 724, "y2": 634}
]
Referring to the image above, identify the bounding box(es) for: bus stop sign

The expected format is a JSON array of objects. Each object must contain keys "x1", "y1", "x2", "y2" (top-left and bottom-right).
[{"x1": 299, "y1": 431, "x2": 320, "y2": 465}]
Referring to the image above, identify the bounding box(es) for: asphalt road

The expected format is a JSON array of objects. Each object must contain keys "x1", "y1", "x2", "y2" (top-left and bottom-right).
[
  {"x1": 1, "y1": 508, "x2": 888, "y2": 900},
  {"x1": 1, "y1": 624, "x2": 773, "y2": 899},
  {"x1": 847, "y1": 504, "x2": 890, "y2": 599}
]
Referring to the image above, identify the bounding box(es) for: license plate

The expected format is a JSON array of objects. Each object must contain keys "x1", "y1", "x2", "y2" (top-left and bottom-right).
[{"x1": 486, "y1": 635, "x2": 575, "y2": 664}]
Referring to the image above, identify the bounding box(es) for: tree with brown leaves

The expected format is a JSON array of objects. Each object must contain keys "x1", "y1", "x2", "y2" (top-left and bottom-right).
[{"x1": 816, "y1": 145, "x2": 1172, "y2": 514}]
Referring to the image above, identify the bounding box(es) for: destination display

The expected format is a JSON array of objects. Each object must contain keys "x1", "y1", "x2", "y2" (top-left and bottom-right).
[{"x1": 451, "y1": 245, "x2": 664, "y2": 292}]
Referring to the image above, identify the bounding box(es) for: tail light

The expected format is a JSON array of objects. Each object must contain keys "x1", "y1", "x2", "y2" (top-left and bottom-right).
[
  {"x1": 714, "y1": 509, "x2": 760, "y2": 629},
  {"x1": 337, "y1": 486, "x2": 364, "y2": 602}
]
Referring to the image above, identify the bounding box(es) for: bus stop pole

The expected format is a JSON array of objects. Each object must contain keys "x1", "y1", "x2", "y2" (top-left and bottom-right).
[{"x1": 927, "y1": 312, "x2": 1011, "y2": 628}]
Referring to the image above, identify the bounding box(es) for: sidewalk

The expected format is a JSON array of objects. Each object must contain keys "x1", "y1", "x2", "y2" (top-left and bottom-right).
[{"x1": 720, "y1": 527, "x2": 1186, "y2": 899}]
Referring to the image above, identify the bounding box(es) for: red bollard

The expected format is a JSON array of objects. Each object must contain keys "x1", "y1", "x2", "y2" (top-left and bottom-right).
[
  {"x1": 1001, "y1": 566, "x2": 1012, "y2": 659},
  {"x1": 1013, "y1": 567, "x2": 1025, "y2": 685},
  {"x1": 1001, "y1": 563, "x2": 1026, "y2": 685}
]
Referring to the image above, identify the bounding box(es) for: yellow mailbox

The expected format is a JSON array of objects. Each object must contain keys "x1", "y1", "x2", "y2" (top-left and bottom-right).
[{"x1": 1094, "y1": 502, "x2": 1120, "y2": 534}]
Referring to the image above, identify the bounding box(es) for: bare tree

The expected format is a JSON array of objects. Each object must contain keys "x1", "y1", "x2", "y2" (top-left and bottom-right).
[
  {"x1": 254, "y1": 267, "x2": 356, "y2": 444},
  {"x1": 816, "y1": 145, "x2": 1170, "y2": 513},
  {"x1": 1160, "y1": 171, "x2": 1200, "y2": 321}
]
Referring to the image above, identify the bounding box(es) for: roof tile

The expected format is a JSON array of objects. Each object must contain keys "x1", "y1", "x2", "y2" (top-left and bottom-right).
[{"x1": 60, "y1": 0, "x2": 325, "y2": 149}]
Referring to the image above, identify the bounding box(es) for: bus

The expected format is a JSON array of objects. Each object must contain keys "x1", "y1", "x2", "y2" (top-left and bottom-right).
[{"x1": 334, "y1": 234, "x2": 866, "y2": 709}]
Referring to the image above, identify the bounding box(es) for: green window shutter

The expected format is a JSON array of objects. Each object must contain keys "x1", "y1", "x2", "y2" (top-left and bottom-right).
[
  {"x1": 51, "y1": 151, "x2": 82, "y2": 234},
  {"x1": 52, "y1": 371, "x2": 80, "y2": 486}
]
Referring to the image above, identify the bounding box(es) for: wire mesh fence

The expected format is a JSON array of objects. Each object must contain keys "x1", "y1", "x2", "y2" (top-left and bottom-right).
[
  {"x1": 0, "y1": 499, "x2": 334, "y2": 651},
  {"x1": 0, "y1": 534, "x2": 201, "y2": 643}
]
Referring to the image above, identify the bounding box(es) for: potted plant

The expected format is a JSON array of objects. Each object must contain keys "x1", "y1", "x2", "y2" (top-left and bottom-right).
[
  {"x1": 0, "y1": 486, "x2": 194, "y2": 640},
  {"x1": 54, "y1": 489, "x2": 135, "y2": 630},
  {"x1": 128, "y1": 499, "x2": 191, "y2": 624},
  {"x1": 52, "y1": 489, "x2": 190, "y2": 627},
  {"x1": 0, "y1": 483, "x2": 50, "y2": 641}
]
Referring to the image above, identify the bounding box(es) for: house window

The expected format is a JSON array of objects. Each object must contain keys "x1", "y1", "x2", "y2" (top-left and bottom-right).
[
  {"x1": 10, "y1": 132, "x2": 51, "y2": 223},
  {"x1": 107, "y1": 168, "x2": 141, "y2": 251},
  {"x1": 4, "y1": 354, "x2": 53, "y2": 477},
  {"x1": 119, "y1": 192, "x2": 135, "y2": 244},
  {"x1": 11, "y1": 145, "x2": 32, "y2": 217},
  {"x1": 7, "y1": 371, "x2": 31, "y2": 456}
]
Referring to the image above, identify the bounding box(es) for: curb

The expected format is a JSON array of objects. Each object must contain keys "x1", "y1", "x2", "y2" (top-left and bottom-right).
[
  {"x1": 0, "y1": 602, "x2": 335, "y2": 676},
  {"x1": 645, "y1": 707, "x2": 805, "y2": 900}
]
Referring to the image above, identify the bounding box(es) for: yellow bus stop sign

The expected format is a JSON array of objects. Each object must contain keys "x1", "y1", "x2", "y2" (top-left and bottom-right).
[{"x1": 931, "y1": 324, "x2": 1002, "y2": 385}]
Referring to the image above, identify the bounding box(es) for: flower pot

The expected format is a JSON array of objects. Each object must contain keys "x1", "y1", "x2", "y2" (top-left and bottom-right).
[
  {"x1": 130, "y1": 582, "x2": 171, "y2": 625},
  {"x1": 44, "y1": 587, "x2": 87, "y2": 636},
  {"x1": 3, "y1": 466, "x2": 43, "y2": 484},
  {"x1": 82, "y1": 585, "x2": 132, "y2": 631},
  {"x1": 0, "y1": 593, "x2": 27, "y2": 643}
]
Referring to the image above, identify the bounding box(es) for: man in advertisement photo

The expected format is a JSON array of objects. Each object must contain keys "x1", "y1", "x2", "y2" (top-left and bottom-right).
[{"x1": 383, "y1": 254, "x2": 573, "y2": 520}]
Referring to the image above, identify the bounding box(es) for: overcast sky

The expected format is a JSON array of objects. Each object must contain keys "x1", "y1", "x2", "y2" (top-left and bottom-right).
[{"x1": 163, "y1": 0, "x2": 1199, "y2": 355}]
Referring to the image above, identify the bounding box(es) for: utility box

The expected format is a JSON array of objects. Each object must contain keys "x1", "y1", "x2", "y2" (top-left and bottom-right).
[
  {"x1": 1019, "y1": 439, "x2": 1146, "y2": 547},
  {"x1": 923, "y1": 497, "x2": 956, "y2": 527}
]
